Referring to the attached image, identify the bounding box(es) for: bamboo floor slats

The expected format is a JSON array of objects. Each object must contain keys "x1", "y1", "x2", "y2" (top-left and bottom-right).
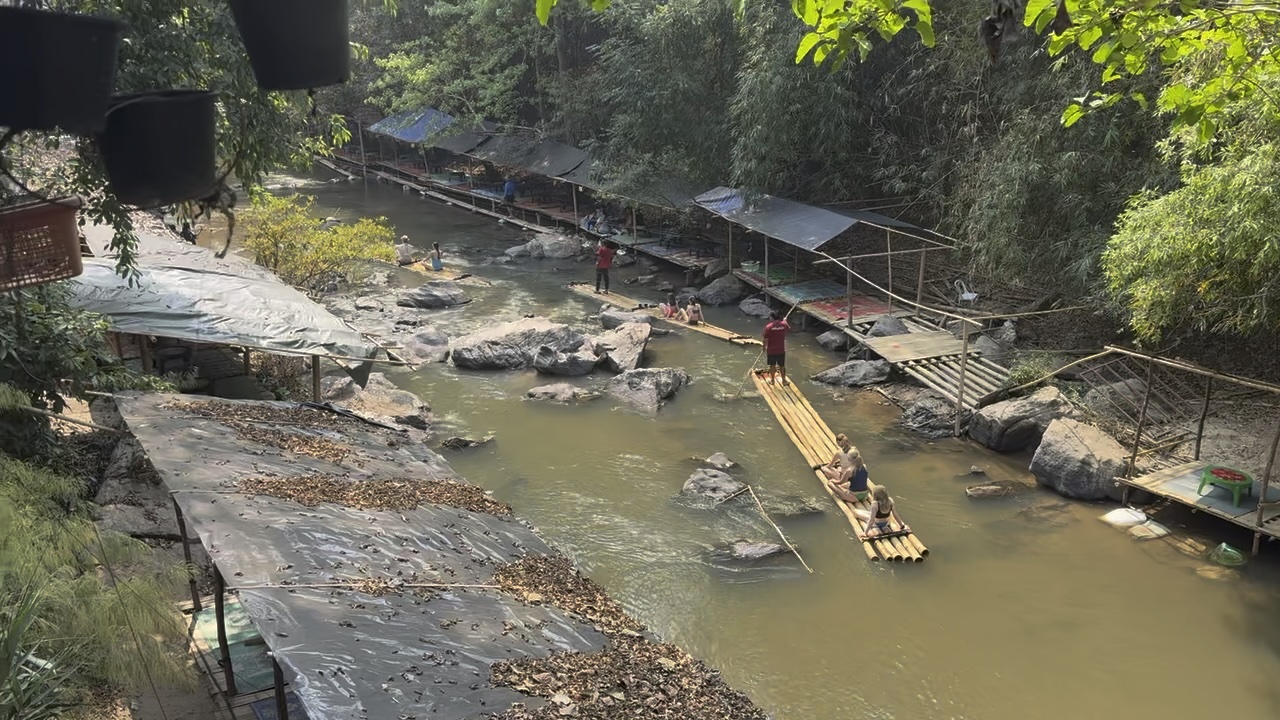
[
  {"x1": 897, "y1": 354, "x2": 1011, "y2": 409},
  {"x1": 566, "y1": 283, "x2": 762, "y2": 347},
  {"x1": 751, "y1": 373, "x2": 928, "y2": 562}
]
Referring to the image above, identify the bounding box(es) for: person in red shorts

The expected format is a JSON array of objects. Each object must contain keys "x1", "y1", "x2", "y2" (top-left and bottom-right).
[
  {"x1": 595, "y1": 240, "x2": 616, "y2": 293},
  {"x1": 762, "y1": 310, "x2": 791, "y2": 385}
]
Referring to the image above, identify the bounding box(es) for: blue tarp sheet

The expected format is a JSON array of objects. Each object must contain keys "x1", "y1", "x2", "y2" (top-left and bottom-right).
[
  {"x1": 694, "y1": 187, "x2": 856, "y2": 251},
  {"x1": 368, "y1": 107, "x2": 455, "y2": 144}
]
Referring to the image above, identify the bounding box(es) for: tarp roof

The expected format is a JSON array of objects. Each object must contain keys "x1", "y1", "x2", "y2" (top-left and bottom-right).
[
  {"x1": 463, "y1": 133, "x2": 541, "y2": 169},
  {"x1": 432, "y1": 120, "x2": 497, "y2": 155},
  {"x1": 116, "y1": 393, "x2": 609, "y2": 720},
  {"x1": 367, "y1": 106, "x2": 455, "y2": 144},
  {"x1": 524, "y1": 140, "x2": 589, "y2": 178},
  {"x1": 693, "y1": 187, "x2": 856, "y2": 251},
  {"x1": 826, "y1": 206, "x2": 951, "y2": 245}
]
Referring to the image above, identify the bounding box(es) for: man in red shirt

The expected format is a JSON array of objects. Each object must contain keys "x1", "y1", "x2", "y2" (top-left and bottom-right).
[
  {"x1": 762, "y1": 310, "x2": 791, "y2": 385},
  {"x1": 595, "y1": 240, "x2": 616, "y2": 293}
]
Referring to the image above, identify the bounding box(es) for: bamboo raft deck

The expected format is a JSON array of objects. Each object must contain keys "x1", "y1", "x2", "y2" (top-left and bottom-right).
[
  {"x1": 750, "y1": 372, "x2": 928, "y2": 562},
  {"x1": 566, "y1": 283, "x2": 761, "y2": 347}
]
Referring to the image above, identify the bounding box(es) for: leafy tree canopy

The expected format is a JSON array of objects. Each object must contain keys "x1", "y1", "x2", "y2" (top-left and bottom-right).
[{"x1": 239, "y1": 193, "x2": 396, "y2": 288}]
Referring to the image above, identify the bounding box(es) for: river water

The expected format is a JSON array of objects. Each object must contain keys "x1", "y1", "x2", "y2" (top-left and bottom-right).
[{"x1": 278, "y1": 174, "x2": 1280, "y2": 720}]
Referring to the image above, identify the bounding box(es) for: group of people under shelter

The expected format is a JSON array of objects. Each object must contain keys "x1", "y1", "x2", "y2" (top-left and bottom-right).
[{"x1": 819, "y1": 433, "x2": 909, "y2": 540}]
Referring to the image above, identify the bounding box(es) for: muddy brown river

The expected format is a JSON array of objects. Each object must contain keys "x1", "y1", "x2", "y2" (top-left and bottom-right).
[{"x1": 274, "y1": 173, "x2": 1280, "y2": 720}]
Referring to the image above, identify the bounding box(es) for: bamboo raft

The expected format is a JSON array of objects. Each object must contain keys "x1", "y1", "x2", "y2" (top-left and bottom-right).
[
  {"x1": 751, "y1": 372, "x2": 928, "y2": 562},
  {"x1": 566, "y1": 283, "x2": 762, "y2": 347}
]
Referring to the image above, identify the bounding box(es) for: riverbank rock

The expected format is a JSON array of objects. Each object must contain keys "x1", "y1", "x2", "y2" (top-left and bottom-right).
[
  {"x1": 901, "y1": 394, "x2": 967, "y2": 439},
  {"x1": 739, "y1": 296, "x2": 772, "y2": 318},
  {"x1": 816, "y1": 330, "x2": 849, "y2": 351},
  {"x1": 607, "y1": 367, "x2": 690, "y2": 410},
  {"x1": 594, "y1": 322, "x2": 651, "y2": 373},
  {"x1": 682, "y1": 468, "x2": 745, "y2": 501},
  {"x1": 702, "y1": 452, "x2": 737, "y2": 470},
  {"x1": 965, "y1": 481, "x2": 1018, "y2": 499},
  {"x1": 354, "y1": 295, "x2": 384, "y2": 311},
  {"x1": 761, "y1": 495, "x2": 826, "y2": 517},
  {"x1": 973, "y1": 334, "x2": 1012, "y2": 364},
  {"x1": 402, "y1": 327, "x2": 450, "y2": 363},
  {"x1": 322, "y1": 373, "x2": 433, "y2": 430},
  {"x1": 868, "y1": 315, "x2": 910, "y2": 337},
  {"x1": 94, "y1": 435, "x2": 176, "y2": 538},
  {"x1": 1030, "y1": 418, "x2": 1127, "y2": 501},
  {"x1": 703, "y1": 257, "x2": 730, "y2": 280},
  {"x1": 526, "y1": 383, "x2": 600, "y2": 403},
  {"x1": 600, "y1": 307, "x2": 654, "y2": 329},
  {"x1": 675, "y1": 286, "x2": 701, "y2": 305},
  {"x1": 969, "y1": 386, "x2": 1076, "y2": 453},
  {"x1": 812, "y1": 359, "x2": 890, "y2": 387},
  {"x1": 507, "y1": 233, "x2": 581, "y2": 259},
  {"x1": 451, "y1": 317, "x2": 586, "y2": 370},
  {"x1": 533, "y1": 343, "x2": 600, "y2": 376},
  {"x1": 715, "y1": 540, "x2": 789, "y2": 561},
  {"x1": 440, "y1": 435, "x2": 494, "y2": 450},
  {"x1": 397, "y1": 281, "x2": 470, "y2": 309},
  {"x1": 697, "y1": 274, "x2": 747, "y2": 306}
]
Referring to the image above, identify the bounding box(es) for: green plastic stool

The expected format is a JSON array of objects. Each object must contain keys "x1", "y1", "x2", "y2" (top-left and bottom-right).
[{"x1": 1198, "y1": 466, "x2": 1254, "y2": 508}]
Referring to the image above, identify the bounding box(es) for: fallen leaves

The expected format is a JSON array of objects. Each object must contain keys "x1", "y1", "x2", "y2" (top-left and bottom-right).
[
  {"x1": 236, "y1": 474, "x2": 511, "y2": 516},
  {"x1": 492, "y1": 555, "x2": 643, "y2": 637},
  {"x1": 166, "y1": 400, "x2": 352, "y2": 463}
]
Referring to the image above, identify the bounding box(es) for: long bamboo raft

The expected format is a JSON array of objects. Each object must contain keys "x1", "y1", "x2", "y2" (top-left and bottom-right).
[
  {"x1": 751, "y1": 372, "x2": 929, "y2": 562},
  {"x1": 566, "y1": 282, "x2": 762, "y2": 347}
]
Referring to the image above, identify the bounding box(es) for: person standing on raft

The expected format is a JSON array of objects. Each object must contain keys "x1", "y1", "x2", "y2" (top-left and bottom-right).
[
  {"x1": 762, "y1": 310, "x2": 791, "y2": 385},
  {"x1": 430, "y1": 242, "x2": 444, "y2": 271},
  {"x1": 855, "y1": 485, "x2": 910, "y2": 539},
  {"x1": 595, "y1": 240, "x2": 616, "y2": 294}
]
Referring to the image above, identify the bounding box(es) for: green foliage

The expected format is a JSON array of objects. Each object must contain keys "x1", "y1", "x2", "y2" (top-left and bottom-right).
[
  {"x1": 0, "y1": 586, "x2": 80, "y2": 720},
  {"x1": 240, "y1": 194, "x2": 396, "y2": 288},
  {"x1": 1003, "y1": 351, "x2": 1064, "y2": 389},
  {"x1": 0, "y1": 457, "x2": 191, "y2": 696}
]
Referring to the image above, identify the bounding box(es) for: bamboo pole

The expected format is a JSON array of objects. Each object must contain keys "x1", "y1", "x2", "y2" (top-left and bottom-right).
[
  {"x1": 1195, "y1": 376, "x2": 1213, "y2": 461},
  {"x1": 732, "y1": 301, "x2": 801, "y2": 398},
  {"x1": 357, "y1": 121, "x2": 365, "y2": 170},
  {"x1": 726, "y1": 223, "x2": 732, "y2": 269},
  {"x1": 886, "y1": 229, "x2": 894, "y2": 313},
  {"x1": 1251, "y1": 417, "x2": 1280, "y2": 554},
  {"x1": 213, "y1": 567, "x2": 237, "y2": 696},
  {"x1": 996, "y1": 349, "x2": 1115, "y2": 399},
  {"x1": 763, "y1": 238, "x2": 770, "y2": 288},
  {"x1": 233, "y1": 582, "x2": 500, "y2": 591},
  {"x1": 24, "y1": 406, "x2": 124, "y2": 433},
  {"x1": 1126, "y1": 359, "x2": 1156, "y2": 480},
  {"x1": 746, "y1": 486, "x2": 813, "y2": 573},
  {"x1": 845, "y1": 262, "x2": 854, "y2": 329},
  {"x1": 815, "y1": 247, "x2": 936, "y2": 263},
  {"x1": 915, "y1": 248, "x2": 927, "y2": 309},
  {"x1": 242, "y1": 347, "x2": 251, "y2": 375},
  {"x1": 1103, "y1": 345, "x2": 1280, "y2": 396},
  {"x1": 273, "y1": 658, "x2": 289, "y2": 720},
  {"x1": 172, "y1": 499, "x2": 202, "y2": 611},
  {"x1": 311, "y1": 355, "x2": 321, "y2": 403},
  {"x1": 954, "y1": 324, "x2": 972, "y2": 436}
]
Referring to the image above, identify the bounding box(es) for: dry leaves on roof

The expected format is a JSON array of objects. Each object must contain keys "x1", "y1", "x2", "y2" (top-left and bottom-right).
[
  {"x1": 492, "y1": 555, "x2": 643, "y2": 637},
  {"x1": 236, "y1": 474, "x2": 511, "y2": 516}
]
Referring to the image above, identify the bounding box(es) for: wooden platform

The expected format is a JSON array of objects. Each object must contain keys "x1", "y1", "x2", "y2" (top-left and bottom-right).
[
  {"x1": 566, "y1": 283, "x2": 761, "y2": 347},
  {"x1": 750, "y1": 372, "x2": 928, "y2": 562},
  {"x1": 897, "y1": 354, "x2": 1010, "y2": 408},
  {"x1": 861, "y1": 331, "x2": 965, "y2": 363},
  {"x1": 1121, "y1": 461, "x2": 1280, "y2": 540}
]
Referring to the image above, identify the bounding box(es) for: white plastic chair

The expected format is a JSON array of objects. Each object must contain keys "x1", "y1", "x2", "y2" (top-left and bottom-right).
[{"x1": 955, "y1": 279, "x2": 979, "y2": 304}]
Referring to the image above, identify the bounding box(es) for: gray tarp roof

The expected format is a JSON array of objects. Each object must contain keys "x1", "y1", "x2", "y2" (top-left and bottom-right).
[
  {"x1": 367, "y1": 107, "x2": 455, "y2": 144},
  {"x1": 73, "y1": 226, "x2": 379, "y2": 362},
  {"x1": 827, "y1": 206, "x2": 950, "y2": 245},
  {"x1": 693, "y1": 186, "x2": 857, "y2": 251},
  {"x1": 116, "y1": 393, "x2": 608, "y2": 720}
]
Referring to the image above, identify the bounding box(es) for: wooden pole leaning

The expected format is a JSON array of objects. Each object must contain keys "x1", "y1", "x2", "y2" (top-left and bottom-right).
[
  {"x1": 1251, "y1": 417, "x2": 1280, "y2": 554},
  {"x1": 1195, "y1": 376, "x2": 1213, "y2": 461},
  {"x1": 747, "y1": 485, "x2": 813, "y2": 573}
]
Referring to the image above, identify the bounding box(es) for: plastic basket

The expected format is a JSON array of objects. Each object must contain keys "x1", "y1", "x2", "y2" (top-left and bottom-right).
[{"x1": 0, "y1": 196, "x2": 85, "y2": 292}]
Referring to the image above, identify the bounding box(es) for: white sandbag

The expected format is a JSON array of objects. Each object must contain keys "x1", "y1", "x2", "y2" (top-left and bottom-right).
[
  {"x1": 1128, "y1": 520, "x2": 1170, "y2": 540},
  {"x1": 1100, "y1": 508, "x2": 1146, "y2": 529}
]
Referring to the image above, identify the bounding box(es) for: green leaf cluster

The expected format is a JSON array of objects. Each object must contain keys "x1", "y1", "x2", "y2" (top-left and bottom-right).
[{"x1": 239, "y1": 193, "x2": 396, "y2": 288}]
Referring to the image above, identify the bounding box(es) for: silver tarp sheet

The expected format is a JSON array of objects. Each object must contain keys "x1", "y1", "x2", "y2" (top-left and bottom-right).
[
  {"x1": 116, "y1": 394, "x2": 608, "y2": 720},
  {"x1": 694, "y1": 186, "x2": 857, "y2": 251}
]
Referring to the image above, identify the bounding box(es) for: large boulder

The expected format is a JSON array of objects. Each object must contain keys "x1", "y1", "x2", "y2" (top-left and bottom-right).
[
  {"x1": 1030, "y1": 418, "x2": 1128, "y2": 501},
  {"x1": 739, "y1": 296, "x2": 772, "y2": 318},
  {"x1": 533, "y1": 344, "x2": 600, "y2": 376},
  {"x1": 397, "y1": 281, "x2": 470, "y2": 309},
  {"x1": 901, "y1": 394, "x2": 966, "y2": 439},
  {"x1": 973, "y1": 334, "x2": 1012, "y2": 364},
  {"x1": 867, "y1": 315, "x2": 910, "y2": 337},
  {"x1": 812, "y1": 359, "x2": 891, "y2": 387},
  {"x1": 969, "y1": 386, "x2": 1076, "y2": 453},
  {"x1": 682, "y1": 468, "x2": 745, "y2": 501},
  {"x1": 816, "y1": 330, "x2": 849, "y2": 352},
  {"x1": 526, "y1": 383, "x2": 600, "y2": 403},
  {"x1": 600, "y1": 307, "x2": 654, "y2": 330},
  {"x1": 761, "y1": 494, "x2": 827, "y2": 517},
  {"x1": 402, "y1": 327, "x2": 450, "y2": 363},
  {"x1": 594, "y1": 322, "x2": 651, "y2": 373},
  {"x1": 703, "y1": 452, "x2": 737, "y2": 470},
  {"x1": 524, "y1": 233, "x2": 581, "y2": 259},
  {"x1": 451, "y1": 317, "x2": 586, "y2": 370},
  {"x1": 703, "y1": 257, "x2": 731, "y2": 280},
  {"x1": 322, "y1": 373, "x2": 433, "y2": 430},
  {"x1": 607, "y1": 367, "x2": 690, "y2": 410},
  {"x1": 696, "y1": 274, "x2": 747, "y2": 306},
  {"x1": 714, "y1": 540, "x2": 789, "y2": 561},
  {"x1": 675, "y1": 286, "x2": 701, "y2": 305}
]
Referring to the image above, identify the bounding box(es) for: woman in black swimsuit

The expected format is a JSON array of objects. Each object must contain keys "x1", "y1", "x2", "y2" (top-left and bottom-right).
[{"x1": 855, "y1": 484, "x2": 909, "y2": 539}]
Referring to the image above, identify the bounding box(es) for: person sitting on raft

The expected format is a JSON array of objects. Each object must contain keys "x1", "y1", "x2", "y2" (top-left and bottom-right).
[
  {"x1": 395, "y1": 235, "x2": 416, "y2": 267},
  {"x1": 658, "y1": 292, "x2": 678, "y2": 318},
  {"x1": 819, "y1": 434, "x2": 858, "y2": 479},
  {"x1": 430, "y1": 242, "x2": 444, "y2": 271},
  {"x1": 680, "y1": 298, "x2": 704, "y2": 324},
  {"x1": 854, "y1": 484, "x2": 910, "y2": 539}
]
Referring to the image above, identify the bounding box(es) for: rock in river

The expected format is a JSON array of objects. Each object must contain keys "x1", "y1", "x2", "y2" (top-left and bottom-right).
[
  {"x1": 396, "y1": 281, "x2": 470, "y2": 309},
  {"x1": 507, "y1": 232, "x2": 581, "y2": 259},
  {"x1": 526, "y1": 383, "x2": 600, "y2": 403},
  {"x1": 402, "y1": 327, "x2": 450, "y2": 363},
  {"x1": 739, "y1": 296, "x2": 772, "y2": 318},
  {"x1": 533, "y1": 343, "x2": 600, "y2": 376},
  {"x1": 816, "y1": 329, "x2": 849, "y2": 352},
  {"x1": 600, "y1": 307, "x2": 654, "y2": 330},
  {"x1": 322, "y1": 373, "x2": 433, "y2": 430},
  {"x1": 696, "y1": 274, "x2": 747, "y2": 306},
  {"x1": 714, "y1": 540, "x2": 790, "y2": 561},
  {"x1": 1030, "y1": 418, "x2": 1128, "y2": 501},
  {"x1": 901, "y1": 394, "x2": 966, "y2": 439},
  {"x1": 682, "y1": 468, "x2": 745, "y2": 501},
  {"x1": 969, "y1": 386, "x2": 1075, "y2": 453},
  {"x1": 451, "y1": 317, "x2": 586, "y2": 370},
  {"x1": 812, "y1": 359, "x2": 890, "y2": 387},
  {"x1": 867, "y1": 314, "x2": 909, "y2": 337},
  {"x1": 606, "y1": 367, "x2": 690, "y2": 410},
  {"x1": 702, "y1": 452, "x2": 737, "y2": 470},
  {"x1": 594, "y1": 322, "x2": 651, "y2": 373}
]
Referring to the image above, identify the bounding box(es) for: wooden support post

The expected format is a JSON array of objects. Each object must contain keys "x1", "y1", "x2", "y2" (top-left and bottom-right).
[
  {"x1": 915, "y1": 248, "x2": 927, "y2": 309},
  {"x1": 845, "y1": 265, "x2": 853, "y2": 329},
  {"x1": 763, "y1": 239, "x2": 770, "y2": 289},
  {"x1": 1126, "y1": 359, "x2": 1156, "y2": 481},
  {"x1": 726, "y1": 223, "x2": 732, "y2": 268},
  {"x1": 954, "y1": 323, "x2": 971, "y2": 436},
  {"x1": 138, "y1": 335, "x2": 152, "y2": 375},
  {"x1": 311, "y1": 355, "x2": 321, "y2": 403},
  {"x1": 172, "y1": 499, "x2": 201, "y2": 612},
  {"x1": 631, "y1": 206, "x2": 637, "y2": 243},
  {"x1": 572, "y1": 186, "x2": 579, "y2": 229},
  {"x1": 1251, "y1": 417, "x2": 1280, "y2": 554},
  {"x1": 1195, "y1": 377, "x2": 1212, "y2": 461},
  {"x1": 213, "y1": 567, "x2": 237, "y2": 696},
  {"x1": 357, "y1": 121, "x2": 365, "y2": 169},
  {"x1": 886, "y1": 229, "x2": 894, "y2": 313},
  {"x1": 273, "y1": 657, "x2": 290, "y2": 719},
  {"x1": 242, "y1": 347, "x2": 251, "y2": 375}
]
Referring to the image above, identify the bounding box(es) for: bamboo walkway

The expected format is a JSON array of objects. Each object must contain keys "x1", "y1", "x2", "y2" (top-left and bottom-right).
[
  {"x1": 751, "y1": 372, "x2": 928, "y2": 562},
  {"x1": 566, "y1": 283, "x2": 762, "y2": 347}
]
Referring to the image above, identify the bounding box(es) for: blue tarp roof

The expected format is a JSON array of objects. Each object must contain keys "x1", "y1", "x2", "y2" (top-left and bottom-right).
[
  {"x1": 693, "y1": 187, "x2": 857, "y2": 251},
  {"x1": 367, "y1": 107, "x2": 455, "y2": 144}
]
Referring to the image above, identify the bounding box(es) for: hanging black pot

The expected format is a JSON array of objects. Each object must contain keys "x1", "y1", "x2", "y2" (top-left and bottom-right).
[
  {"x1": 228, "y1": 0, "x2": 351, "y2": 91},
  {"x1": 98, "y1": 90, "x2": 218, "y2": 209},
  {"x1": 0, "y1": 7, "x2": 126, "y2": 134}
]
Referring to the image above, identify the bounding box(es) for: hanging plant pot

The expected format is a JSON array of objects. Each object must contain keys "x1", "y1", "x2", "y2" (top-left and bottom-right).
[
  {"x1": 0, "y1": 196, "x2": 85, "y2": 292},
  {"x1": 229, "y1": 0, "x2": 351, "y2": 91},
  {"x1": 0, "y1": 7, "x2": 126, "y2": 134},
  {"x1": 99, "y1": 90, "x2": 218, "y2": 209}
]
